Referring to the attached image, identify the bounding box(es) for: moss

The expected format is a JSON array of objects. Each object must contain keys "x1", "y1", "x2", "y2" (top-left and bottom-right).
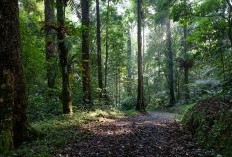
[{"x1": 0, "y1": 130, "x2": 13, "y2": 153}]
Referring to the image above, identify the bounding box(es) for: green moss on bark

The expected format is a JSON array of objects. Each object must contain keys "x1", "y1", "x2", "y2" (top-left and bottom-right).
[{"x1": 0, "y1": 130, "x2": 13, "y2": 153}]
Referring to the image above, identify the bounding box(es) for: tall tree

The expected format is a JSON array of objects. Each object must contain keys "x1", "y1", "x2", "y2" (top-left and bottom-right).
[
  {"x1": 165, "y1": 17, "x2": 176, "y2": 106},
  {"x1": 104, "y1": 0, "x2": 110, "y2": 91},
  {"x1": 45, "y1": 0, "x2": 57, "y2": 89},
  {"x1": 0, "y1": 0, "x2": 28, "y2": 150},
  {"x1": 57, "y1": 0, "x2": 73, "y2": 114},
  {"x1": 151, "y1": 0, "x2": 176, "y2": 106},
  {"x1": 126, "y1": 30, "x2": 132, "y2": 96},
  {"x1": 171, "y1": 0, "x2": 193, "y2": 102},
  {"x1": 96, "y1": 0, "x2": 103, "y2": 97},
  {"x1": 81, "y1": 0, "x2": 92, "y2": 106},
  {"x1": 136, "y1": 0, "x2": 145, "y2": 112},
  {"x1": 183, "y1": 24, "x2": 190, "y2": 102}
]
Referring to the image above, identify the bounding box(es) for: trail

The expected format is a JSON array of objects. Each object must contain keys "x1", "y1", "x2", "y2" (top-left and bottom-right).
[{"x1": 55, "y1": 111, "x2": 214, "y2": 157}]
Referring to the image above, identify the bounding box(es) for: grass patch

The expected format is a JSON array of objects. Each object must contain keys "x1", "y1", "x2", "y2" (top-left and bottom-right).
[
  {"x1": 120, "y1": 109, "x2": 138, "y2": 116},
  {"x1": 5, "y1": 108, "x2": 126, "y2": 157},
  {"x1": 165, "y1": 102, "x2": 195, "y2": 121}
]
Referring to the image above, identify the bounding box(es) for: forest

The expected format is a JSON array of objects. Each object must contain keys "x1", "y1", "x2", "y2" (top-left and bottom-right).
[{"x1": 1, "y1": 0, "x2": 232, "y2": 156}]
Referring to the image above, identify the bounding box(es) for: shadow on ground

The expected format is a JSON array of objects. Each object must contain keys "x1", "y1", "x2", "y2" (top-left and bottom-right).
[{"x1": 54, "y1": 111, "x2": 215, "y2": 157}]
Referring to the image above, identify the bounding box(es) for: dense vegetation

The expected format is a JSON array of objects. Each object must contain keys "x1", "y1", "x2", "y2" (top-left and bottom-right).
[{"x1": 1, "y1": 0, "x2": 232, "y2": 156}]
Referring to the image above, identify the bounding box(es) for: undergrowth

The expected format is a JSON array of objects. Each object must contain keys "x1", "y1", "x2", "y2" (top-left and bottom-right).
[
  {"x1": 182, "y1": 98, "x2": 232, "y2": 156},
  {"x1": 4, "y1": 108, "x2": 128, "y2": 157}
]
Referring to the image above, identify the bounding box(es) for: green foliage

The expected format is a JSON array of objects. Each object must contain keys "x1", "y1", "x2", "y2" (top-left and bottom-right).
[
  {"x1": 27, "y1": 94, "x2": 62, "y2": 122},
  {"x1": 146, "y1": 97, "x2": 168, "y2": 111},
  {"x1": 120, "y1": 96, "x2": 136, "y2": 110},
  {"x1": 166, "y1": 102, "x2": 194, "y2": 115},
  {"x1": 20, "y1": 11, "x2": 46, "y2": 92},
  {"x1": 189, "y1": 78, "x2": 221, "y2": 98},
  {"x1": 170, "y1": 1, "x2": 193, "y2": 25},
  {"x1": 120, "y1": 108, "x2": 138, "y2": 116},
  {"x1": 194, "y1": 0, "x2": 223, "y2": 16}
]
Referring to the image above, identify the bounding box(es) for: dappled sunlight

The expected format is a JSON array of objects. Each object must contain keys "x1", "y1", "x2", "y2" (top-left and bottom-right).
[
  {"x1": 55, "y1": 111, "x2": 209, "y2": 157},
  {"x1": 80, "y1": 113, "x2": 171, "y2": 137},
  {"x1": 2, "y1": 0, "x2": 230, "y2": 156},
  {"x1": 86, "y1": 109, "x2": 122, "y2": 119}
]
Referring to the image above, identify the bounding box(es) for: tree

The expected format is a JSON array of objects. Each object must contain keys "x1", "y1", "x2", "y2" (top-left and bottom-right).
[
  {"x1": 171, "y1": 0, "x2": 193, "y2": 102},
  {"x1": 0, "y1": 0, "x2": 28, "y2": 150},
  {"x1": 81, "y1": 0, "x2": 92, "y2": 106},
  {"x1": 45, "y1": 0, "x2": 57, "y2": 89},
  {"x1": 136, "y1": 0, "x2": 145, "y2": 112},
  {"x1": 182, "y1": 24, "x2": 190, "y2": 102},
  {"x1": 126, "y1": 30, "x2": 133, "y2": 96},
  {"x1": 151, "y1": 0, "x2": 176, "y2": 106},
  {"x1": 96, "y1": 0, "x2": 104, "y2": 97},
  {"x1": 165, "y1": 17, "x2": 176, "y2": 106},
  {"x1": 104, "y1": 0, "x2": 110, "y2": 91},
  {"x1": 57, "y1": 0, "x2": 73, "y2": 114}
]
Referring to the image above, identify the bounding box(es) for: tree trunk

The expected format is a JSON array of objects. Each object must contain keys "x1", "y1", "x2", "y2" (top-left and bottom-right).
[
  {"x1": 115, "y1": 69, "x2": 118, "y2": 106},
  {"x1": 0, "y1": 0, "x2": 28, "y2": 150},
  {"x1": 136, "y1": 0, "x2": 145, "y2": 112},
  {"x1": 57, "y1": 0, "x2": 72, "y2": 114},
  {"x1": 126, "y1": 31, "x2": 132, "y2": 96},
  {"x1": 104, "y1": 0, "x2": 110, "y2": 91},
  {"x1": 45, "y1": 0, "x2": 57, "y2": 89},
  {"x1": 96, "y1": 0, "x2": 103, "y2": 97},
  {"x1": 81, "y1": 0, "x2": 92, "y2": 107},
  {"x1": 165, "y1": 18, "x2": 176, "y2": 106},
  {"x1": 183, "y1": 25, "x2": 190, "y2": 102},
  {"x1": 118, "y1": 68, "x2": 121, "y2": 105}
]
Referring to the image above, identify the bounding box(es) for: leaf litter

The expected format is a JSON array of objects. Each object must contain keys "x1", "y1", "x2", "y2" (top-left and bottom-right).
[{"x1": 54, "y1": 111, "x2": 215, "y2": 157}]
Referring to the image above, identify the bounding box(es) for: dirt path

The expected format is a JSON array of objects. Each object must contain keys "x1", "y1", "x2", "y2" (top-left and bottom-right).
[{"x1": 55, "y1": 111, "x2": 214, "y2": 157}]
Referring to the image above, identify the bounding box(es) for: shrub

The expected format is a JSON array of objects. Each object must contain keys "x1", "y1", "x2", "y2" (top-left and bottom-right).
[
  {"x1": 183, "y1": 98, "x2": 232, "y2": 156},
  {"x1": 121, "y1": 96, "x2": 136, "y2": 110}
]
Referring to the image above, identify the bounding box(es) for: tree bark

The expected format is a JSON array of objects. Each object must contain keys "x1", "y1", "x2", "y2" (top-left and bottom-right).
[
  {"x1": 57, "y1": 0, "x2": 73, "y2": 114},
  {"x1": 81, "y1": 0, "x2": 92, "y2": 106},
  {"x1": 115, "y1": 69, "x2": 118, "y2": 106},
  {"x1": 0, "y1": 0, "x2": 28, "y2": 150},
  {"x1": 45, "y1": 0, "x2": 57, "y2": 89},
  {"x1": 136, "y1": 0, "x2": 145, "y2": 112},
  {"x1": 96, "y1": 0, "x2": 103, "y2": 97},
  {"x1": 104, "y1": 0, "x2": 110, "y2": 91},
  {"x1": 126, "y1": 31, "x2": 132, "y2": 96},
  {"x1": 183, "y1": 25, "x2": 190, "y2": 102},
  {"x1": 165, "y1": 18, "x2": 176, "y2": 106}
]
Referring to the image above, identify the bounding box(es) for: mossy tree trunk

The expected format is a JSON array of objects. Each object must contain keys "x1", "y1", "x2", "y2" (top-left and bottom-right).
[
  {"x1": 0, "y1": 0, "x2": 28, "y2": 150},
  {"x1": 96, "y1": 0, "x2": 104, "y2": 98},
  {"x1": 45, "y1": 0, "x2": 57, "y2": 89},
  {"x1": 165, "y1": 18, "x2": 176, "y2": 106},
  {"x1": 126, "y1": 31, "x2": 132, "y2": 96},
  {"x1": 183, "y1": 24, "x2": 190, "y2": 102},
  {"x1": 104, "y1": 0, "x2": 110, "y2": 95},
  {"x1": 81, "y1": 0, "x2": 92, "y2": 107},
  {"x1": 57, "y1": 0, "x2": 73, "y2": 114},
  {"x1": 136, "y1": 0, "x2": 145, "y2": 112}
]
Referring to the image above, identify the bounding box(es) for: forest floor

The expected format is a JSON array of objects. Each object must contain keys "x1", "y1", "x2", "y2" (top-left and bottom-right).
[{"x1": 54, "y1": 111, "x2": 215, "y2": 157}]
